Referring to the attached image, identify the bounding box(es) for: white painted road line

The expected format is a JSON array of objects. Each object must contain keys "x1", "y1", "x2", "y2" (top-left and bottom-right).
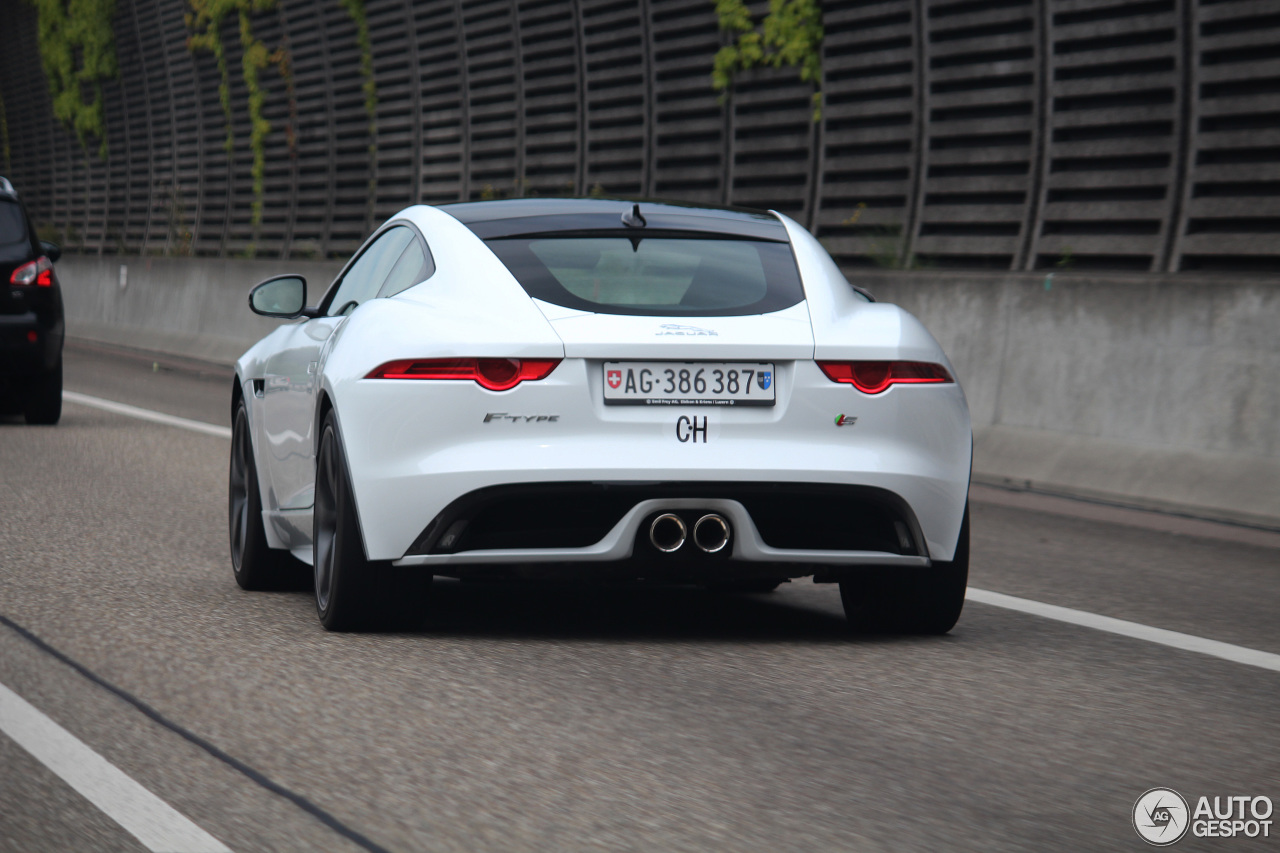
[
  {"x1": 0, "y1": 682, "x2": 231, "y2": 853},
  {"x1": 968, "y1": 587, "x2": 1280, "y2": 673},
  {"x1": 63, "y1": 391, "x2": 232, "y2": 439},
  {"x1": 59, "y1": 391, "x2": 1280, "y2": 675}
]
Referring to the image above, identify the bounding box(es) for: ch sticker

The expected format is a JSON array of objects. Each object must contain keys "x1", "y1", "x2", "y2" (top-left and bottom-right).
[{"x1": 676, "y1": 415, "x2": 709, "y2": 443}]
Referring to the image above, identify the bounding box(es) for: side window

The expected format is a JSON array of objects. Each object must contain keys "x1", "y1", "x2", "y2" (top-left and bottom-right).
[
  {"x1": 0, "y1": 200, "x2": 27, "y2": 247},
  {"x1": 379, "y1": 238, "x2": 435, "y2": 298},
  {"x1": 325, "y1": 226, "x2": 415, "y2": 316}
]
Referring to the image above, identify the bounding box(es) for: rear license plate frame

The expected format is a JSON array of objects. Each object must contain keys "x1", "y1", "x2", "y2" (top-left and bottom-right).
[{"x1": 603, "y1": 362, "x2": 776, "y2": 406}]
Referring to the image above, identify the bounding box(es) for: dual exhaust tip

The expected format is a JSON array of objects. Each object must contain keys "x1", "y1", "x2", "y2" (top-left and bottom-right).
[{"x1": 649, "y1": 512, "x2": 731, "y2": 554}]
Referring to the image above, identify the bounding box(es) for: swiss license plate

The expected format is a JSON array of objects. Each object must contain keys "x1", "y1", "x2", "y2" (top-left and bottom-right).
[{"x1": 603, "y1": 362, "x2": 776, "y2": 406}]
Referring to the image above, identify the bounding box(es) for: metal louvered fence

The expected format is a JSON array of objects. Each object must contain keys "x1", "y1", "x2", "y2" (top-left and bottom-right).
[{"x1": 1, "y1": 0, "x2": 1278, "y2": 272}]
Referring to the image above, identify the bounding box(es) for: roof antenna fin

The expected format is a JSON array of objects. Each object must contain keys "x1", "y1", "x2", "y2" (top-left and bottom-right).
[{"x1": 621, "y1": 203, "x2": 647, "y2": 228}]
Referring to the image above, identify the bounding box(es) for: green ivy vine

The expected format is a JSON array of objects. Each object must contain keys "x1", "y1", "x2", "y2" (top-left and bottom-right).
[
  {"x1": 712, "y1": 0, "x2": 823, "y2": 121},
  {"x1": 184, "y1": 0, "x2": 375, "y2": 253},
  {"x1": 338, "y1": 0, "x2": 377, "y2": 224},
  {"x1": 27, "y1": 0, "x2": 119, "y2": 158},
  {"x1": 338, "y1": 0, "x2": 377, "y2": 136},
  {"x1": 186, "y1": 0, "x2": 290, "y2": 253}
]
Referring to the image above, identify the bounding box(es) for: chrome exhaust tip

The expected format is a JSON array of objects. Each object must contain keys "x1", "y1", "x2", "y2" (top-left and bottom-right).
[
  {"x1": 649, "y1": 513, "x2": 687, "y2": 553},
  {"x1": 693, "y1": 513, "x2": 731, "y2": 553}
]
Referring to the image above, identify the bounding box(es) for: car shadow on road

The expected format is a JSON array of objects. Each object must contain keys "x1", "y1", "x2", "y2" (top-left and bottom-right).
[{"x1": 377, "y1": 579, "x2": 929, "y2": 645}]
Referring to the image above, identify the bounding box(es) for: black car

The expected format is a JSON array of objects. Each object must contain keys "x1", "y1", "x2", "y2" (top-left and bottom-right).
[{"x1": 0, "y1": 177, "x2": 63, "y2": 424}]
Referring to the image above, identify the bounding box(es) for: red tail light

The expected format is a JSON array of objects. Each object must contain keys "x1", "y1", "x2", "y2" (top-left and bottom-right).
[
  {"x1": 816, "y1": 360, "x2": 953, "y2": 394},
  {"x1": 365, "y1": 358, "x2": 561, "y2": 391},
  {"x1": 11, "y1": 256, "x2": 54, "y2": 287}
]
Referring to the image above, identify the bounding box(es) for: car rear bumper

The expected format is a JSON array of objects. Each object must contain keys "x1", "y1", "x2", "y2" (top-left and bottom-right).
[
  {"x1": 326, "y1": 357, "x2": 972, "y2": 564},
  {"x1": 0, "y1": 311, "x2": 62, "y2": 375},
  {"x1": 391, "y1": 487, "x2": 934, "y2": 577}
]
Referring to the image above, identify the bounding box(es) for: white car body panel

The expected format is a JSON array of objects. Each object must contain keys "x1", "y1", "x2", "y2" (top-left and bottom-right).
[
  {"x1": 259, "y1": 316, "x2": 342, "y2": 510},
  {"x1": 236, "y1": 200, "x2": 972, "y2": 575}
]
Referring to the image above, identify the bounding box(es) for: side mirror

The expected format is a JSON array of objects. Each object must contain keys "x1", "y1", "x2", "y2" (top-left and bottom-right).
[
  {"x1": 249, "y1": 275, "x2": 309, "y2": 318},
  {"x1": 40, "y1": 241, "x2": 61, "y2": 263}
]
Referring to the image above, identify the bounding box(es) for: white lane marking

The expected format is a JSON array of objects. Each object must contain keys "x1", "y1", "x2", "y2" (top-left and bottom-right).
[
  {"x1": 0, "y1": 681, "x2": 232, "y2": 852},
  {"x1": 968, "y1": 587, "x2": 1280, "y2": 673},
  {"x1": 63, "y1": 391, "x2": 232, "y2": 439}
]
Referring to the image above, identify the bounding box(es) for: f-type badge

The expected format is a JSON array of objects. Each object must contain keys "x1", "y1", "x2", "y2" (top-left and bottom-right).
[
  {"x1": 484, "y1": 413, "x2": 560, "y2": 423},
  {"x1": 834, "y1": 414, "x2": 857, "y2": 427}
]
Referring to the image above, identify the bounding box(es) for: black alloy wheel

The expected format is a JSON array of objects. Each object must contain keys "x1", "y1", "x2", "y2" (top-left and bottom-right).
[
  {"x1": 312, "y1": 415, "x2": 350, "y2": 625},
  {"x1": 314, "y1": 411, "x2": 431, "y2": 631},
  {"x1": 229, "y1": 400, "x2": 296, "y2": 589},
  {"x1": 840, "y1": 506, "x2": 969, "y2": 635}
]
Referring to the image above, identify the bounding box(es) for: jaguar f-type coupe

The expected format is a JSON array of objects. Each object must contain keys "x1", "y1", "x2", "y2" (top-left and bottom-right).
[{"x1": 230, "y1": 199, "x2": 972, "y2": 632}]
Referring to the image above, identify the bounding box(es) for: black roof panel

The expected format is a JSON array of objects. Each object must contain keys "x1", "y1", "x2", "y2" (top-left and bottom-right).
[{"x1": 437, "y1": 198, "x2": 790, "y2": 242}]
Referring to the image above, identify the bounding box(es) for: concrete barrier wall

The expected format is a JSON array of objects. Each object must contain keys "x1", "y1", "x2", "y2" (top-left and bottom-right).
[
  {"x1": 860, "y1": 271, "x2": 1280, "y2": 528},
  {"x1": 58, "y1": 255, "x2": 345, "y2": 365},
  {"x1": 57, "y1": 255, "x2": 1280, "y2": 527}
]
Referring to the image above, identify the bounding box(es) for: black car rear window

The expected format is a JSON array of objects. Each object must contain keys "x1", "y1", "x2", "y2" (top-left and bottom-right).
[
  {"x1": 485, "y1": 236, "x2": 804, "y2": 316},
  {"x1": 0, "y1": 201, "x2": 27, "y2": 246}
]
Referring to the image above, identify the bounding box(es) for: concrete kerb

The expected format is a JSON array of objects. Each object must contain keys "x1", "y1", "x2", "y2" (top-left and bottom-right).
[{"x1": 54, "y1": 257, "x2": 1280, "y2": 530}]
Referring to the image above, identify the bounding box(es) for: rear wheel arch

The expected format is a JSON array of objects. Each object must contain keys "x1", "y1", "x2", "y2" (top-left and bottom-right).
[
  {"x1": 230, "y1": 375, "x2": 244, "y2": 424},
  {"x1": 313, "y1": 408, "x2": 431, "y2": 630},
  {"x1": 314, "y1": 390, "x2": 334, "y2": 460},
  {"x1": 840, "y1": 504, "x2": 969, "y2": 635},
  {"x1": 312, "y1": 392, "x2": 367, "y2": 554}
]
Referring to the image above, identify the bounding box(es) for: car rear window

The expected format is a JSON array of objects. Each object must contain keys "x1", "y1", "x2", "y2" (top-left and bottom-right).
[
  {"x1": 485, "y1": 236, "x2": 804, "y2": 316},
  {"x1": 0, "y1": 201, "x2": 27, "y2": 246}
]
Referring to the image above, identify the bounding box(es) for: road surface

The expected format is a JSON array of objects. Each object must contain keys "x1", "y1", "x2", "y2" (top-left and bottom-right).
[{"x1": 1, "y1": 342, "x2": 1276, "y2": 852}]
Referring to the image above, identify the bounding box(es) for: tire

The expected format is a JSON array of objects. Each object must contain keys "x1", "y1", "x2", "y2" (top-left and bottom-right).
[
  {"x1": 229, "y1": 401, "x2": 298, "y2": 589},
  {"x1": 23, "y1": 357, "x2": 62, "y2": 425},
  {"x1": 314, "y1": 411, "x2": 430, "y2": 631},
  {"x1": 840, "y1": 507, "x2": 969, "y2": 635}
]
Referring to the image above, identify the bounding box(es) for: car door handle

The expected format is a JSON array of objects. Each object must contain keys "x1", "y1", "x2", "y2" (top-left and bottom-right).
[{"x1": 307, "y1": 362, "x2": 318, "y2": 375}]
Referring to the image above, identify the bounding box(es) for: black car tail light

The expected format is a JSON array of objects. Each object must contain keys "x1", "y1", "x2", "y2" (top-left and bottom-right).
[
  {"x1": 816, "y1": 360, "x2": 953, "y2": 394},
  {"x1": 11, "y1": 256, "x2": 54, "y2": 287}
]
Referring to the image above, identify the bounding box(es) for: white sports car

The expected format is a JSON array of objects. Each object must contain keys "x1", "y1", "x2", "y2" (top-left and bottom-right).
[{"x1": 230, "y1": 199, "x2": 972, "y2": 632}]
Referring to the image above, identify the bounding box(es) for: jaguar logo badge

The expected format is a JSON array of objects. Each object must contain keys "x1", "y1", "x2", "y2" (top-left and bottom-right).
[{"x1": 656, "y1": 324, "x2": 718, "y2": 336}]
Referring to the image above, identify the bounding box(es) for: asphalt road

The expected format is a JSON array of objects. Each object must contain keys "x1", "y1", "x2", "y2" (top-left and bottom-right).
[{"x1": 1, "y1": 342, "x2": 1277, "y2": 852}]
